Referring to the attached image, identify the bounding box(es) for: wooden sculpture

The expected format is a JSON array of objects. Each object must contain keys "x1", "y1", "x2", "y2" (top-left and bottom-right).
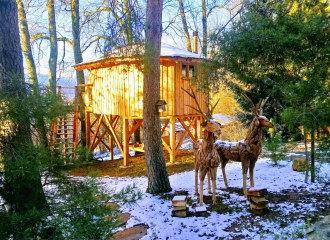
[
  {"x1": 215, "y1": 93, "x2": 273, "y2": 197},
  {"x1": 182, "y1": 87, "x2": 222, "y2": 206}
]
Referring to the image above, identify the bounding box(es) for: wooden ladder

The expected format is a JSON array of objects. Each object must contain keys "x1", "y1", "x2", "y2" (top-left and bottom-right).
[{"x1": 50, "y1": 86, "x2": 78, "y2": 158}]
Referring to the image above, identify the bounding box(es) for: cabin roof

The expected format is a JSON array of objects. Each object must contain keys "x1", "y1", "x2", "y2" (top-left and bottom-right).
[{"x1": 74, "y1": 43, "x2": 204, "y2": 70}]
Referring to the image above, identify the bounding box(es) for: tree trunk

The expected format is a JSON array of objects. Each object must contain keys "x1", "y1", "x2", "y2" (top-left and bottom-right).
[
  {"x1": 178, "y1": 0, "x2": 192, "y2": 51},
  {"x1": 304, "y1": 130, "x2": 309, "y2": 183},
  {"x1": 47, "y1": 0, "x2": 57, "y2": 95},
  {"x1": 202, "y1": 0, "x2": 207, "y2": 56},
  {"x1": 71, "y1": 0, "x2": 86, "y2": 146},
  {"x1": 16, "y1": 0, "x2": 48, "y2": 148},
  {"x1": 310, "y1": 127, "x2": 315, "y2": 182},
  {"x1": 124, "y1": 0, "x2": 133, "y2": 44},
  {"x1": 143, "y1": 0, "x2": 171, "y2": 194},
  {"x1": 0, "y1": 0, "x2": 49, "y2": 235}
]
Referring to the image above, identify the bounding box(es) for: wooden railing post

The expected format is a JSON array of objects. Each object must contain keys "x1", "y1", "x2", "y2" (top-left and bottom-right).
[
  {"x1": 170, "y1": 116, "x2": 176, "y2": 163},
  {"x1": 123, "y1": 118, "x2": 130, "y2": 166}
]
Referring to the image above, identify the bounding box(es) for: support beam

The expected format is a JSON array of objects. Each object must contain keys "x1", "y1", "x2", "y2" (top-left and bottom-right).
[
  {"x1": 177, "y1": 117, "x2": 197, "y2": 142},
  {"x1": 109, "y1": 135, "x2": 114, "y2": 160},
  {"x1": 91, "y1": 131, "x2": 107, "y2": 151},
  {"x1": 90, "y1": 129, "x2": 111, "y2": 151},
  {"x1": 85, "y1": 111, "x2": 91, "y2": 148},
  {"x1": 123, "y1": 118, "x2": 130, "y2": 166},
  {"x1": 175, "y1": 118, "x2": 195, "y2": 152},
  {"x1": 128, "y1": 119, "x2": 143, "y2": 137},
  {"x1": 198, "y1": 115, "x2": 203, "y2": 139},
  {"x1": 170, "y1": 117, "x2": 176, "y2": 163},
  {"x1": 103, "y1": 115, "x2": 124, "y2": 154},
  {"x1": 90, "y1": 114, "x2": 104, "y2": 150}
]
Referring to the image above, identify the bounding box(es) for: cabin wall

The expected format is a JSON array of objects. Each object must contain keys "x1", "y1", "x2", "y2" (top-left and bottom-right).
[
  {"x1": 88, "y1": 62, "x2": 176, "y2": 117},
  {"x1": 174, "y1": 62, "x2": 207, "y2": 116},
  {"x1": 87, "y1": 60, "x2": 206, "y2": 117}
]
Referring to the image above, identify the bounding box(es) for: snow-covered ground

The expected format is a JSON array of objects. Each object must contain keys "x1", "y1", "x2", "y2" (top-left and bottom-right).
[{"x1": 98, "y1": 157, "x2": 330, "y2": 240}]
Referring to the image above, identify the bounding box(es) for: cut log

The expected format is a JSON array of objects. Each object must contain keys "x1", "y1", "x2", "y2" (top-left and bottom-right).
[
  {"x1": 172, "y1": 207, "x2": 188, "y2": 217},
  {"x1": 250, "y1": 200, "x2": 269, "y2": 210},
  {"x1": 247, "y1": 187, "x2": 267, "y2": 197},
  {"x1": 247, "y1": 196, "x2": 266, "y2": 203},
  {"x1": 172, "y1": 195, "x2": 187, "y2": 207},
  {"x1": 173, "y1": 205, "x2": 187, "y2": 211}
]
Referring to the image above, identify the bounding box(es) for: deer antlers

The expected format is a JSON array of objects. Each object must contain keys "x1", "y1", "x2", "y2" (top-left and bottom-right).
[
  {"x1": 241, "y1": 91, "x2": 268, "y2": 117},
  {"x1": 182, "y1": 85, "x2": 220, "y2": 120}
]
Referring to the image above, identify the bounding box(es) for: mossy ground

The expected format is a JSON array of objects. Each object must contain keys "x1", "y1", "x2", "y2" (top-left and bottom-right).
[{"x1": 70, "y1": 150, "x2": 195, "y2": 178}]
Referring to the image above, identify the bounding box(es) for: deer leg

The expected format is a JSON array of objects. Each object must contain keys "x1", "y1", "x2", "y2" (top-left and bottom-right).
[
  {"x1": 207, "y1": 170, "x2": 212, "y2": 194},
  {"x1": 211, "y1": 168, "x2": 217, "y2": 205},
  {"x1": 195, "y1": 162, "x2": 199, "y2": 195},
  {"x1": 242, "y1": 161, "x2": 249, "y2": 197},
  {"x1": 249, "y1": 160, "x2": 256, "y2": 188},
  {"x1": 199, "y1": 166, "x2": 207, "y2": 206},
  {"x1": 221, "y1": 160, "x2": 229, "y2": 188}
]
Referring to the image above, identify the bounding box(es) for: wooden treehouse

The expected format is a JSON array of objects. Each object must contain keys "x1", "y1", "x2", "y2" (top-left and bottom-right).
[{"x1": 74, "y1": 38, "x2": 207, "y2": 167}]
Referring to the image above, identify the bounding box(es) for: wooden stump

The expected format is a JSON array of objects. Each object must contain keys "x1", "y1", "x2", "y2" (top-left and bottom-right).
[
  {"x1": 172, "y1": 195, "x2": 187, "y2": 217},
  {"x1": 247, "y1": 187, "x2": 269, "y2": 215},
  {"x1": 195, "y1": 206, "x2": 208, "y2": 217}
]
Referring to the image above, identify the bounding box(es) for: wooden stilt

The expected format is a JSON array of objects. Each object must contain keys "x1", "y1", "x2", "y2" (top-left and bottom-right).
[
  {"x1": 123, "y1": 118, "x2": 130, "y2": 166},
  {"x1": 90, "y1": 114, "x2": 104, "y2": 150},
  {"x1": 194, "y1": 117, "x2": 198, "y2": 140},
  {"x1": 170, "y1": 117, "x2": 176, "y2": 163},
  {"x1": 198, "y1": 115, "x2": 203, "y2": 139},
  {"x1": 85, "y1": 111, "x2": 91, "y2": 148},
  {"x1": 109, "y1": 135, "x2": 114, "y2": 160}
]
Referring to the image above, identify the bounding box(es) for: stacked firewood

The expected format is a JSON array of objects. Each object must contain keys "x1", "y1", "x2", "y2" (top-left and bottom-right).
[
  {"x1": 172, "y1": 195, "x2": 188, "y2": 217},
  {"x1": 247, "y1": 188, "x2": 269, "y2": 215}
]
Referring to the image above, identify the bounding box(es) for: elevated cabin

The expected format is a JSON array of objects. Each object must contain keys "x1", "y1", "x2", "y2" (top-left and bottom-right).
[{"x1": 74, "y1": 42, "x2": 207, "y2": 166}]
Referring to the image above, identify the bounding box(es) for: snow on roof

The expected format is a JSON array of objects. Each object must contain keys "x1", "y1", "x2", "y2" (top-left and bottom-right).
[
  {"x1": 75, "y1": 42, "x2": 204, "y2": 68},
  {"x1": 160, "y1": 43, "x2": 202, "y2": 58},
  {"x1": 212, "y1": 113, "x2": 237, "y2": 124}
]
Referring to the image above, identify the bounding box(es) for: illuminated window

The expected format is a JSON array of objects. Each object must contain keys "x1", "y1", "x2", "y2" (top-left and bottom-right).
[
  {"x1": 189, "y1": 65, "x2": 195, "y2": 77},
  {"x1": 182, "y1": 64, "x2": 187, "y2": 77}
]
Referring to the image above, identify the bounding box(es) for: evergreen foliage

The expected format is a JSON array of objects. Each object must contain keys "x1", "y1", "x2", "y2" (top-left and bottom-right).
[
  {"x1": 211, "y1": 0, "x2": 330, "y2": 181},
  {"x1": 263, "y1": 131, "x2": 289, "y2": 166},
  {"x1": 0, "y1": 79, "x2": 140, "y2": 239}
]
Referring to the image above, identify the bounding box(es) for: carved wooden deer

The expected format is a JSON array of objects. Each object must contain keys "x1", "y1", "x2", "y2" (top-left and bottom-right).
[
  {"x1": 215, "y1": 93, "x2": 273, "y2": 197},
  {"x1": 182, "y1": 87, "x2": 222, "y2": 206}
]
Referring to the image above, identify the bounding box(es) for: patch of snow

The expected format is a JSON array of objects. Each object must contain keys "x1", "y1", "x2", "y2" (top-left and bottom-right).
[
  {"x1": 212, "y1": 113, "x2": 237, "y2": 124},
  {"x1": 81, "y1": 155, "x2": 330, "y2": 239},
  {"x1": 172, "y1": 196, "x2": 186, "y2": 201}
]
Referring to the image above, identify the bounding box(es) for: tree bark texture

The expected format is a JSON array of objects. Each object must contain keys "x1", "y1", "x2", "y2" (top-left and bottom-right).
[
  {"x1": 47, "y1": 0, "x2": 57, "y2": 95},
  {"x1": 71, "y1": 0, "x2": 86, "y2": 146},
  {"x1": 16, "y1": 0, "x2": 38, "y2": 87},
  {"x1": 178, "y1": 0, "x2": 192, "y2": 52},
  {"x1": 311, "y1": 127, "x2": 315, "y2": 182},
  {"x1": 16, "y1": 0, "x2": 48, "y2": 148},
  {"x1": 0, "y1": 0, "x2": 24, "y2": 84},
  {"x1": 124, "y1": 0, "x2": 133, "y2": 44},
  {"x1": 304, "y1": 130, "x2": 309, "y2": 183},
  {"x1": 143, "y1": 0, "x2": 171, "y2": 194},
  {"x1": 202, "y1": 0, "x2": 207, "y2": 56},
  {"x1": 0, "y1": 0, "x2": 48, "y2": 216}
]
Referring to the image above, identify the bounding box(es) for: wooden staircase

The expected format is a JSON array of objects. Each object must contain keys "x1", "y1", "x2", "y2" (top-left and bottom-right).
[{"x1": 50, "y1": 86, "x2": 78, "y2": 158}]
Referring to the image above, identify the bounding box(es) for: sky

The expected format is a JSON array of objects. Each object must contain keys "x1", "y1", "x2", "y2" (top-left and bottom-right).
[{"x1": 23, "y1": 0, "x2": 235, "y2": 84}]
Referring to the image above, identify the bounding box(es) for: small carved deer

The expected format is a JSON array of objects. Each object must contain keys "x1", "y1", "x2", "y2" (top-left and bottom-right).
[
  {"x1": 215, "y1": 92, "x2": 273, "y2": 197},
  {"x1": 182, "y1": 87, "x2": 222, "y2": 206}
]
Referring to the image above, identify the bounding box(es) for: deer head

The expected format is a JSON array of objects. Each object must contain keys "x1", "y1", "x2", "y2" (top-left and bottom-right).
[
  {"x1": 241, "y1": 92, "x2": 273, "y2": 128},
  {"x1": 182, "y1": 86, "x2": 223, "y2": 137}
]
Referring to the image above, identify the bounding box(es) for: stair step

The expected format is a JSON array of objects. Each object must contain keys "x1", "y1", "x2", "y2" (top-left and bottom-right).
[
  {"x1": 57, "y1": 133, "x2": 74, "y2": 136},
  {"x1": 57, "y1": 124, "x2": 74, "y2": 127},
  {"x1": 56, "y1": 138, "x2": 73, "y2": 140}
]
